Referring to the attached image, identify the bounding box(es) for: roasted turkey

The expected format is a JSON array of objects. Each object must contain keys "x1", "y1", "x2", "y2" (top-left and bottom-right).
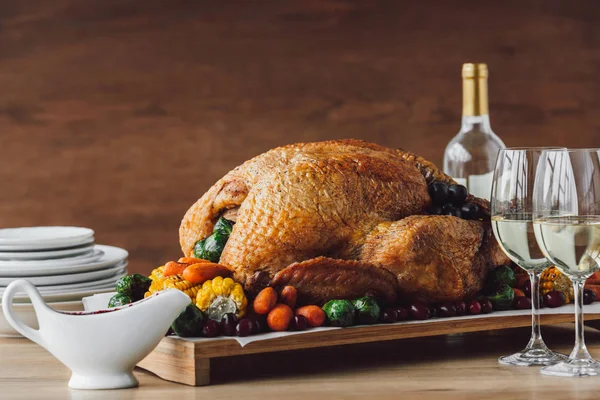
[{"x1": 180, "y1": 139, "x2": 508, "y2": 305}]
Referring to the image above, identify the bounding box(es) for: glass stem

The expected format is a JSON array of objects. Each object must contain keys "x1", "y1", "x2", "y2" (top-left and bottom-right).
[
  {"x1": 570, "y1": 279, "x2": 592, "y2": 361},
  {"x1": 527, "y1": 271, "x2": 545, "y2": 348}
]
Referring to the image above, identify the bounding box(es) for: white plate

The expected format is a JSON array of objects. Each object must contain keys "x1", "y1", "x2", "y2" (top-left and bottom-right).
[
  {"x1": 8, "y1": 287, "x2": 116, "y2": 304},
  {"x1": 0, "y1": 245, "x2": 128, "y2": 277},
  {"x1": 0, "y1": 263, "x2": 127, "y2": 287},
  {"x1": 0, "y1": 248, "x2": 104, "y2": 268},
  {"x1": 8, "y1": 270, "x2": 128, "y2": 294},
  {"x1": 0, "y1": 227, "x2": 94, "y2": 251},
  {"x1": 0, "y1": 243, "x2": 95, "y2": 261},
  {"x1": 0, "y1": 300, "x2": 84, "y2": 337}
]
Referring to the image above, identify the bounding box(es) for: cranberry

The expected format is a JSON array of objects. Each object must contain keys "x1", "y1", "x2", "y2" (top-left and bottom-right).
[
  {"x1": 236, "y1": 318, "x2": 254, "y2": 337},
  {"x1": 290, "y1": 315, "x2": 308, "y2": 331},
  {"x1": 454, "y1": 301, "x2": 466, "y2": 316},
  {"x1": 380, "y1": 308, "x2": 398, "y2": 323},
  {"x1": 437, "y1": 302, "x2": 457, "y2": 318},
  {"x1": 220, "y1": 313, "x2": 237, "y2": 336},
  {"x1": 584, "y1": 289, "x2": 597, "y2": 305},
  {"x1": 395, "y1": 306, "x2": 409, "y2": 321},
  {"x1": 480, "y1": 298, "x2": 493, "y2": 314},
  {"x1": 409, "y1": 302, "x2": 431, "y2": 320},
  {"x1": 202, "y1": 319, "x2": 220, "y2": 337},
  {"x1": 514, "y1": 296, "x2": 532, "y2": 310},
  {"x1": 467, "y1": 299, "x2": 481, "y2": 315},
  {"x1": 543, "y1": 291, "x2": 566, "y2": 308}
]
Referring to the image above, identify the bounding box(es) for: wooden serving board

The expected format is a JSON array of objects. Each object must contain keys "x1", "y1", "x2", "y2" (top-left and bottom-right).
[{"x1": 137, "y1": 310, "x2": 600, "y2": 386}]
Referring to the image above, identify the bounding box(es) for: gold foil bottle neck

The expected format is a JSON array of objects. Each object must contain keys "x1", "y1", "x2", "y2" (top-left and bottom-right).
[
  {"x1": 462, "y1": 63, "x2": 489, "y2": 116},
  {"x1": 462, "y1": 63, "x2": 488, "y2": 79}
]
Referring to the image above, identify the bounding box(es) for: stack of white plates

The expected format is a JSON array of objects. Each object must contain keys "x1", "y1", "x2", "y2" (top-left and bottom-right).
[{"x1": 0, "y1": 227, "x2": 128, "y2": 336}]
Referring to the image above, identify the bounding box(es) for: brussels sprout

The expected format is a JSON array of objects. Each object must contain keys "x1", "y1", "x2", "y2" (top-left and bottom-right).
[
  {"x1": 352, "y1": 296, "x2": 381, "y2": 325},
  {"x1": 322, "y1": 300, "x2": 356, "y2": 327},
  {"x1": 214, "y1": 217, "x2": 235, "y2": 236},
  {"x1": 193, "y1": 232, "x2": 228, "y2": 262},
  {"x1": 192, "y1": 217, "x2": 236, "y2": 262},
  {"x1": 487, "y1": 283, "x2": 515, "y2": 311},
  {"x1": 488, "y1": 265, "x2": 517, "y2": 288},
  {"x1": 115, "y1": 274, "x2": 152, "y2": 301},
  {"x1": 171, "y1": 304, "x2": 205, "y2": 337},
  {"x1": 108, "y1": 293, "x2": 132, "y2": 308}
]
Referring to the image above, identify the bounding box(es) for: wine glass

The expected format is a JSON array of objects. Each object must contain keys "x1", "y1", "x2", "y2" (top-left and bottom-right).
[
  {"x1": 533, "y1": 148, "x2": 600, "y2": 377},
  {"x1": 491, "y1": 147, "x2": 567, "y2": 366}
]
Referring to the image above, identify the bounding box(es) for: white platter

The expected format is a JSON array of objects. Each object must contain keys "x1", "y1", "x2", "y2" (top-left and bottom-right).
[
  {"x1": 0, "y1": 248, "x2": 104, "y2": 268},
  {"x1": 0, "y1": 243, "x2": 95, "y2": 261},
  {"x1": 0, "y1": 227, "x2": 94, "y2": 251},
  {"x1": 0, "y1": 300, "x2": 84, "y2": 337},
  {"x1": 0, "y1": 245, "x2": 128, "y2": 277},
  {"x1": 0, "y1": 263, "x2": 127, "y2": 287}
]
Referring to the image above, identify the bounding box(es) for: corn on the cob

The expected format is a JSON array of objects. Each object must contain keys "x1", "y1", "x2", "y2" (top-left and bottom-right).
[
  {"x1": 144, "y1": 266, "x2": 201, "y2": 301},
  {"x1": 196, "y1": 276, "x2": 247, "y2": 318}
]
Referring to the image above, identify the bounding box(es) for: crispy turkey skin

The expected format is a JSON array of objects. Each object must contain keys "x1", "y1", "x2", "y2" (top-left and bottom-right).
[{"x1": 180, "y1": 139, "x2": 509, "y2": 305}]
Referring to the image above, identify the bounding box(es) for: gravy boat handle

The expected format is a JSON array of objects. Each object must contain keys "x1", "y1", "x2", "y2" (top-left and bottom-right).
[{"x1": 2, "y1": 280, "x2": 48, "y2": 346}]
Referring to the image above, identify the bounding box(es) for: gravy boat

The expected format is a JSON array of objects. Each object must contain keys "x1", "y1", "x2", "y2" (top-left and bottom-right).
[{"x1": 2, "y1": 279, "x2": 190, "y2": 389}]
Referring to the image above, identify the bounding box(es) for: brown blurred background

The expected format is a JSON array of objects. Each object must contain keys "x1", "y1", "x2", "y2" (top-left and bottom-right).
[{"x1": 1, "y1": 0, "x2": 599, "y2": 274}]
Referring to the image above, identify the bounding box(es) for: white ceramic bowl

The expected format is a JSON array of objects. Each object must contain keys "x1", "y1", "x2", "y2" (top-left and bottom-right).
[{"x1": 0, "y1": 300, "x2": 84, "y2": 337}]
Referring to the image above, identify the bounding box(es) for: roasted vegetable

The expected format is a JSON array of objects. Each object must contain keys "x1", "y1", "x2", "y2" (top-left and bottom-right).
[
  {"x1": 144, "y1": 267, "x2": 201, "y2": 300},
  {"x1": 323, "y1": 300, "x2": 356, "y2": 327},
  {"x1": 352, "y1": 296, "x2": 380, "y2": 325},
  {"x1": 487, "y1": 283, "x2": 515, "y2": 311},
  {"x1": 541, "y1": 266, "x2": 573, "y2": 303},
  {"x1": 267, "y1": 303, "x2": 293, "y2": 331},
  {"x1": 213, "y1": 217, "x2": 235, "y2": 236},
  {"x1": 182, "y1": 262, "x2": 232, "y2": 285},
  {"x1": 488, "y1": 265, "x2": 517, "y2": 289},
  {"x1": 115, "y1": 274, "x2": 152, "y2": 301},
  {"x1": 108, "y1": 293, "x2": 132, "y2": 308},
  {"x1": 171, "y1": 304, "x2": 205, "y2": 337},
  {"x1": 193, "y1": 233, "x2": 227, "y2": 263},
  {"x1": 196, "y1": 276, "x2": 248, "y2": 320},
  {"x1": 193, "y1": 217, "x2": 235, "y2": 263}
]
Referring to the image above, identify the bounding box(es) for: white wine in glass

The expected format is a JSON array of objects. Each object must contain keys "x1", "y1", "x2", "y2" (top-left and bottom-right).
[
  {"x1": 491, "y1": 148, "x2": 567, "y2": 366},
  {"x1": 533, "y1": 148, "x2": 600, "y2": 377}
]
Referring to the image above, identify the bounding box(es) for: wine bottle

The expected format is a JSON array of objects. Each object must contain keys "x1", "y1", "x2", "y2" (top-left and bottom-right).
[{"x1": 443, "y1": 63, "x2": 506, "y2": 200}]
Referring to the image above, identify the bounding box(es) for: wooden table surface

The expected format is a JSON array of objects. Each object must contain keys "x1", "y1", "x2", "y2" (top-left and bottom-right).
[{"x1": 2, "y1": 324, "x2": 600, "y2": 399}]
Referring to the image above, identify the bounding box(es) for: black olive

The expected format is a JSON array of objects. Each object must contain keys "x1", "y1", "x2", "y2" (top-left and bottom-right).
[
  {"x1": 448, "y1": 184, "x2": 468, "y2": 206},
  {"x1": 460, "y1": 203, "x2": 480, "y2": 220},
  {"x1": 428, "y1": 182, "x2": 449, "y2": 206}
]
